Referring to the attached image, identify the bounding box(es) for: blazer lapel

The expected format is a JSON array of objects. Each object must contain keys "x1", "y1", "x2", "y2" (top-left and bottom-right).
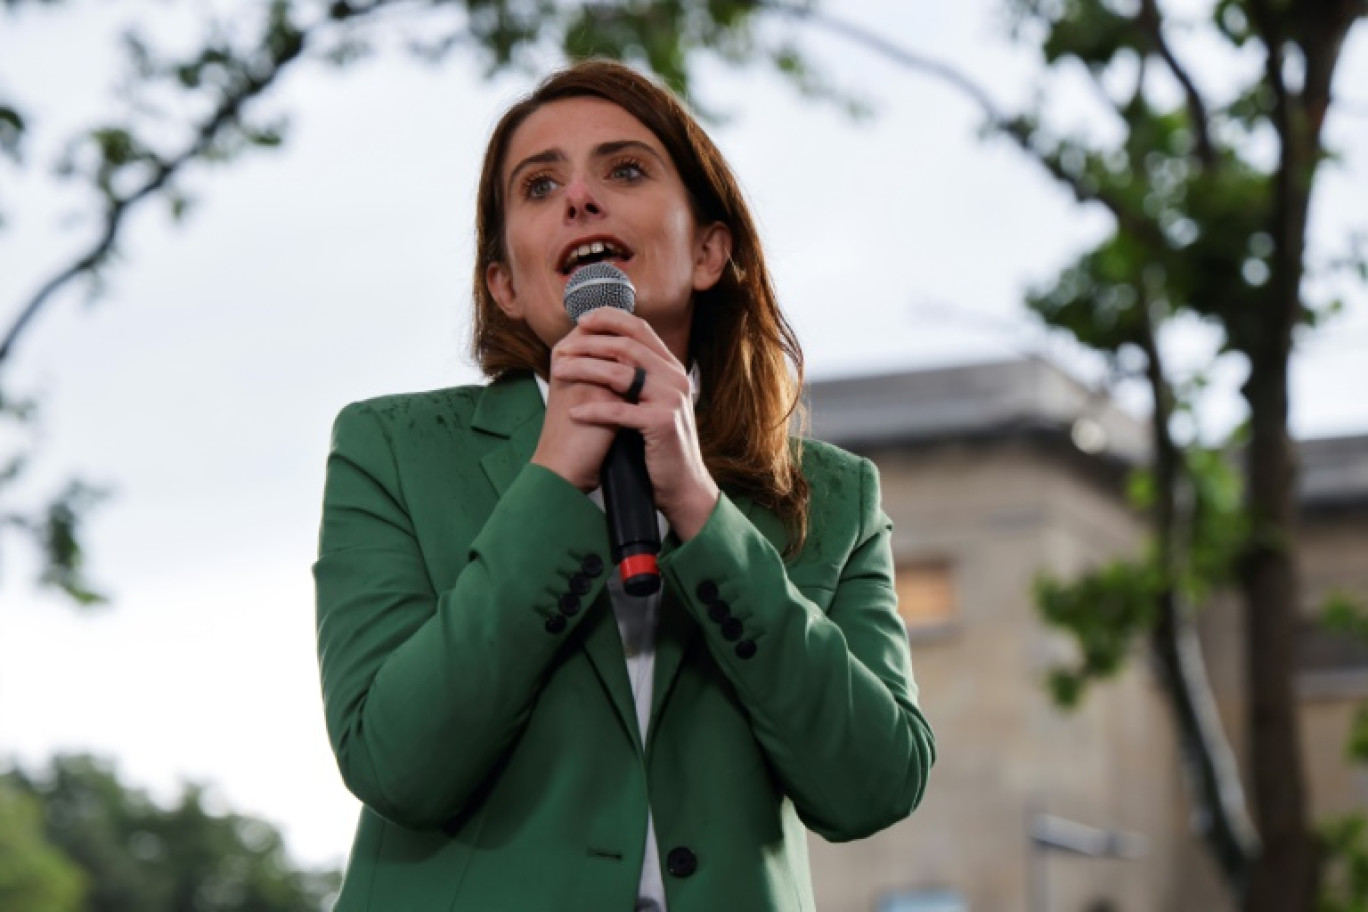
[
  {"x1": 472, "y1": 373, "x2": 641, "y2": 750},
  {"x1": 581, "y1": 596, "x2": 641, "y2": 751},
  {"x1": 473, "y1": 374, "x2": 544, "y2": 498},
  {"x1": 648, "y1": 491, "x2": 772, "y2": 741},
  {"x1": 648, "y1": 567, "x2": 695, "y2": 744}
]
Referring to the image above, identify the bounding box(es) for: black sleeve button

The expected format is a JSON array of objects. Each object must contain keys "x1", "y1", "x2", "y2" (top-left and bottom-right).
[
  {"x1": 720, "y1": 617, "x2": 743, "y2": 642},
  {"x1": 545, "y1": 614, "x2": 567, "y2": 634},
  {"x1": 581, "y1": 554, "x2": 605, "y2": 577},
  {"x1": 706, "y1": 600, "x2": 730, "y2": 623},
  {"x1": 696, "y1": 580, "x2": 719, "y2": 604},
  {"x1": 558, "y1": 593, "x2": 581, "y2": 617},
  {"x1": 569, "y1": 572, "x2": 592, "y2": 596},
  {"x1": 735, "y1": 639, "x2": 757, "y2": 659},
  {"x1": 665, "y1": 846, "x2": 697, "y2": 878}
]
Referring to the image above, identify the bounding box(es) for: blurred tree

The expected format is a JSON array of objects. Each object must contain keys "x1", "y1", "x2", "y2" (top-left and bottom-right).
[
  {"x1": 752, "y1": 7, "x2": 1366, "y2": 904},
  {"x1": 754, "y1": 2, "x2": 1357, "y2": 910},
  {"x1": 4, "y1": 753, "x2": 339, "y2": 912},
  {"x1": 0, "y1": 781, "x2": 87, "y2": 912},
  {"x1": 964, "y1": 2, "x2": 1364, "y2": 911}
]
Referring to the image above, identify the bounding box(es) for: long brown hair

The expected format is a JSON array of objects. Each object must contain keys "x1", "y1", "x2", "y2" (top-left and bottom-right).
[{"x1": 472, "y1": 59, "x2": 809, "y2": 554}]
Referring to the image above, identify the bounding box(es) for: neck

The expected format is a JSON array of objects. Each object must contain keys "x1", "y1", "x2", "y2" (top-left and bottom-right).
[{"x1": 650, "y1": 307, "x2": 693, "y2": 368}]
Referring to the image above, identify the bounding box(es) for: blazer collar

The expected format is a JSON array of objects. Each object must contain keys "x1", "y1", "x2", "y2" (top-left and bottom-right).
[
  {"x1": 472, "y1": 371, "x2": 544, "y2": 439},
  {"x1": 473, "y1": 373, "x2": 545, "y2": 498}
]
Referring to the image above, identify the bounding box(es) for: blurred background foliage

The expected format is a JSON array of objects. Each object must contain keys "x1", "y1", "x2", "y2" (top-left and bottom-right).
[{"x1": 0, "y1": 755, "x2": 339, "y2": 912}]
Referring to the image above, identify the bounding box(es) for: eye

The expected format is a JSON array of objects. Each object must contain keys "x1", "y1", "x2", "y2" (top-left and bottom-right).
[
  {"x1": 609, "y1": 158, "x2": 647, "y2": 182},
  {"x1": 522, "y1": 172, "x2": 558, "y2": 200}
]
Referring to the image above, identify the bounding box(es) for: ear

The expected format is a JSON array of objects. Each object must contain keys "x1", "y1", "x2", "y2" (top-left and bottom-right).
[
  {"x1": 485, "y1": 261, "x2": 523, "y2": 320},
  {"x1": 691, "y1": 221, "x2": 733, "y2": 293}
]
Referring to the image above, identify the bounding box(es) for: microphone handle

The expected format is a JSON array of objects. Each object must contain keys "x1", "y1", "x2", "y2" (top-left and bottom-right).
[{"x1": 601, "y1": 429, "x2": 662, "y2": 596}]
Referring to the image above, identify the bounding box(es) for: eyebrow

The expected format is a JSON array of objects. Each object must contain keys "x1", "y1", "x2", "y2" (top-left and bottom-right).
[{"x1": 505, "y1": 139, "x2": 666, "y2": 196}]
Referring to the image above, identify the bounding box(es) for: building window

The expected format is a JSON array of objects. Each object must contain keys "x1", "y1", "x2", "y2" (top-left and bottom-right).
[
  {"x1": 877, "y1": 888, "x2": 967, "y2": 912},
  {"x1": 1298, "y1": 616, "x2": 1368, "y2": 698},
  {"x1": 895, "y1": 559, "x2": 956, "y2": 632}
]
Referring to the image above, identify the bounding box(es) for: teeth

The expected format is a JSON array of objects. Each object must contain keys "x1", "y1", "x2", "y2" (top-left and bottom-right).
[{"x1": 564, "y1": 241, "x2": 623, "y2": 271}]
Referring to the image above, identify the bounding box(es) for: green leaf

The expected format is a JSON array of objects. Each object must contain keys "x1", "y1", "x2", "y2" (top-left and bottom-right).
[
  {"x1": 0, "y1": 102, "x2": 25, "y2": 161},
  {"x1": 35, "y1": 480, "x2": 111, "y2": 608},
  {"x1": 1047, "y1": 669, "x2": 1085, "y2": 709},
  {"x1": 167, "y1": 191, "x2": 193, "y2": 223},
  {"x1": 1213, "y1": 0, "x2": 1255, "y2": 47},
  {"x1": 1348, "y1": 705, "x2": 1368, "y2": 766},
  {"x1": 1041, "y1": 1, "x2": 1144, "y2": 69},
  {"x1": 1127, "y1": 469, "x2": 1156, "y2": 511},
  {"x1": 1319, "y1": 812, "x2": 1368, "y2": 911},
  {"x1": 0, "y1": 784, "x2": 86, "y2": 912},
  {"x1": 1035, "y1": 559, "x2": 1162, "y2": 708},
  {"x1": 90, "y1": 127, "x2": 141, "y2": 167},
  {"x1": 1322, "y1": 591, "x2": 1368, "y2": 641}
]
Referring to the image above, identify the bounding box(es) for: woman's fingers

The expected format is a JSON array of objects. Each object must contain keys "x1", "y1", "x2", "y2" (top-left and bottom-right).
[
  {"x1": 567, "y1": 389, "x2": 718, "y2": 542},
  {"x1": 544, "y1": 306, "x2": 717, "y2": 532},
  {"x1": 567, "y1": 397, "x2": 682, "y2": 431},
  {"x1": 551, "y1": 329, "x2": 687, "y2": 400},
  {"x1": 559, "y1": 309, "x2": 682, "y2": 374},
  {"x1": 551, "y1": 356, "x2": 659, "y2": 402},
  {"x1": 574, "y1": 306, "x2": 675, "y2": 361}
]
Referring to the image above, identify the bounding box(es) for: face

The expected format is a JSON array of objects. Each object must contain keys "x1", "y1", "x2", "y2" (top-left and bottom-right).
[{"x1": 486, "y1": 97, "x2": 731, "y2": 361}]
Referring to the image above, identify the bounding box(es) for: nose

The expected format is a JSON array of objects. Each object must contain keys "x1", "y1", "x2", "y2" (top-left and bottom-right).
[{"x1": 563, "y1": 177, "x2": 603, "y2": 222}]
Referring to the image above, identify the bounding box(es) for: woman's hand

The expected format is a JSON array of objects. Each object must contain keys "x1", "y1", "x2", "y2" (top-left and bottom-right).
[{"x1": 537, "y1": 306, "x2": 719, "y2": 541}]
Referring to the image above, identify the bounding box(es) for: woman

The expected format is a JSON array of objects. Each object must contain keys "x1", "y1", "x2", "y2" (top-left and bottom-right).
[{"x1": 314, "y1": 60, "x2": 934, "y2": 912}]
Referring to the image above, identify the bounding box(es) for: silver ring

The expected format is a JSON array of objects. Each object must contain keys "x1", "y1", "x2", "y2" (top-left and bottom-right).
[{"x1": 624, "y1": 366, "x2": 647, "y2": 404}]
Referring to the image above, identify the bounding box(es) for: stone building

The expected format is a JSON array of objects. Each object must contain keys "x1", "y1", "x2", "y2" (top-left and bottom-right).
[{"x1": 801, "y1": 358, "x2": 1368, "y2": 912}]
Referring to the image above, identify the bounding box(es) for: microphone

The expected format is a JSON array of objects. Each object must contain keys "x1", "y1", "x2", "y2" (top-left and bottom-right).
[{"x1": 564, "y1": 262, "x2": 662, "y2": 597}]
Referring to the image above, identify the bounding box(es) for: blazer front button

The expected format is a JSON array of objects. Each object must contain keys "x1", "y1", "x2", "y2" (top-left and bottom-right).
[{"x1": 665, "y1": 846, "x2": 697, "y2": 878}]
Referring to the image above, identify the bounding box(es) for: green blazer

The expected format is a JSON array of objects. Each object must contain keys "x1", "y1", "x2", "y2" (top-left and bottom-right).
[{"x1": 313, "y1": 372, "x2": 934, "y2": 912}]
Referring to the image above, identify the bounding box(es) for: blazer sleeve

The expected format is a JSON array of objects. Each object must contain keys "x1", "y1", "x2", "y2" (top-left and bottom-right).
[
  {"x1": 658, "y1": 454, "x2": 935, "y2": 842},
  {"x1": 313, "y1": 401, "x2": 613, "y2": 829}
]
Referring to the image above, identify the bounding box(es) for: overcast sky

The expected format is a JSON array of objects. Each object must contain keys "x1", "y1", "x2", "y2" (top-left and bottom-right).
[{"x1": 2, "y1": 1, "x2": 1365, "y2": 871}]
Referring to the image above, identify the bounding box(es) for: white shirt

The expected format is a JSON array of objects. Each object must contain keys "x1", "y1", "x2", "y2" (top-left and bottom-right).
[{"x1": 534, "y1": 367, "x2": 700, "y2": 912}]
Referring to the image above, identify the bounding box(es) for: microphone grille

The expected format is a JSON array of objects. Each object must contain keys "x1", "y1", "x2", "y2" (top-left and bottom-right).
[{"x1": 564, "y1": 262, "x2": 636, "y2": 323}]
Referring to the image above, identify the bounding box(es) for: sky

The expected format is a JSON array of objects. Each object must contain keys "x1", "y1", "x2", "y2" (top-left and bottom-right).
[{"x1": 2, "y1": 1, "x2": 1366, "y2": 872}]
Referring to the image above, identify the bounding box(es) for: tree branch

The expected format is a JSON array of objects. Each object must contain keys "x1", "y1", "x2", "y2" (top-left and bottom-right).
[
  {"x1": 0, "y1": 0, "x2": 395, "y2": 370},
  {"x1": 1244, "y1": 0, "x2": 1290, "y2": 122},
  {"x1": 760, "y1": 1, "x2": 1169, "y2": 255},
  {"x1": 1138, "y1": 310, "x2": 1259, "y2": 895},
  {"x1": 759, "y1": 1, "x2": 1006, "y2": 123},
  {"x1": 1136, "y1": 0, "x2": 1216, "y2": 167},
  {"x1": 1241, "y1": 0, "x2": 1307, "y2": 363},
  {"x1": 1295, "y1": 0, "x2": 1362, "y2": 145}
]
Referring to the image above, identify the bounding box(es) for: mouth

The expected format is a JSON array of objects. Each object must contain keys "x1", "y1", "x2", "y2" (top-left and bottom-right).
[{"x1": 558, "y1": 237, "x2": 634, "y2": 275}]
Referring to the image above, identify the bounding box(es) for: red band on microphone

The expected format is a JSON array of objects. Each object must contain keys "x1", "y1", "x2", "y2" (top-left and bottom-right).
[{"x1": 619, "y1": 554, "x2": 659, "y2": 581}]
